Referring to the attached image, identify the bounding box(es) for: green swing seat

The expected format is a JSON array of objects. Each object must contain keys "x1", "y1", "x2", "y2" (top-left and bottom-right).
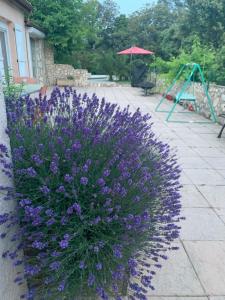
[{"x1": 176, "y1": 92, "x2": 196, "y2": 102}]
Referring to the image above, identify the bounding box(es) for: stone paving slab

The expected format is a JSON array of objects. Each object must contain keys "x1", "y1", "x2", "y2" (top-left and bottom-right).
[
  {"x1": 146, "y1": 243, "x2": 205, "y2": 297},
  {"x1": 217, "y1": 169, "x2": 225, "y2": 179},
  {"x1": 193, "y1": 147, "x2": 225, "y2": 157},
  {"x1": 197, "y1": 186, "x2": 225, "y2": 208},
  {"x1": 180, "y1": 171, "x2": 193, "y2": 185},
  {"x1": 178, "y1": 156, "x2": 211, "y2": 169},
  {"x1": 181, "y1": 208, "x2": 225, "y2": 241},
  {"x1": 184, "y1": 169, "x2": 225, "y2": 185},
  {"x1": 202, "y1": 157, "x2": 225, "y2": 170},
  {"x1": 150, "y1": 298, "x2": 208, "y2": 300},
  {"x1": 214, "y1": 208, "x2": 225, "y2": 224},
  {"x1": 180, "y1": 185, "x2": 209, "y2": 208},
  {"x1": 209, "y1": 297, "x2": 225, "y2": 300},
  {"x1": 184, "y1": 241, "x2": 225, "y2": 295},
  {"x1": 176, "y1": 147, "x2": 200, "y2": 158},
  {"x1": 180, "y1": 136, "x2": 213, "y2": 148}
]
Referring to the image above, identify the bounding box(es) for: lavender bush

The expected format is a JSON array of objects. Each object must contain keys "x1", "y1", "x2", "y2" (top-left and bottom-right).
[{"x1": 0, "y1": 87, "x2": 182, "y2": 299}]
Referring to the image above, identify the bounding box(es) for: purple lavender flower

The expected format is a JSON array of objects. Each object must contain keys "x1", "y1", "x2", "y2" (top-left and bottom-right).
[
  {"x1": 45, "y1": 209, "x2": 54, "y2": 217},
  {"x1": 51, "y1": 251, "x2": 60, "y2": 257},
  {"x1": 26, "y1": 167, "x2": 37, "y2": 178},
  {"x1": 46, "y1": 218, "x2": 56, "y2": 227},
  {"x1": 31, "y1": 154, "x2": 43, "y2": 166},
  {"x1": 67, "y1": 206, "x2": 74, "y2": 215},
  {"x1": 50, "y1": 261, "x2": 60, "y2": 271},
  {"x1": 72, "y1": 141, "x2": 81, "y2": 152},
  {"x1": 86, "y1": 159, "x2": 92, "y2": 166},
  {"x1": 40, "y1": 185, "x2": 50, "y2": 195},
  {"x1": 103, "y1": 198, "x2": 112, "y2": 207},
  {"x1": 88, "y1": 273, "x2": 95, "y2": 287},
  {"x1": 79, "y1": 261, "x2": 85, "y2": 269},
  {"x1": 32, "y1": 241, "x2": 46, "y2": 250},
  {"x1": 113, "y1": 245, "x2": 123, "y2": 259},
  {"x1": 101, "y1": 186, "x2": 111, "y2": 194},
  {"x1": 25, "y1": 265, "x2": 40, "y2": 276},
  {"x1": 80, "y1": 177, "x2": 88, "y2": 185},
  {"x1": 97, "y1": 178, "x2": 105, "y2": 186},
  {"x1": 60, "y1": 216, "x2": 68, "y2": 225},
  {"x1": 96, "y1": 287, "x2": 108, "y2": 299},
  {"x1": 57, "y1": 137, "x2": 63, "y2": 144},
  {"x1": 63, "y1": 234, "x2": 70, "y2": 240},
  {"x1": 56, "y1": 185, "x2": 65, "y2": 193},
  {"x1": 19, "y1": 199, "x2": 32, "y2": 207},
  {"x1": 58, "y1": 281, "x2": 65, "y2": 292},
  {"x1": 59, "y1": 240, "x2": 69, "y2": 249},
  {"x1": 64, "y1": 174, "x2": 73, "y2": 183},
  {"x1": 92, "y1": 216, "x2": 101, "y2": 225},
  {"x1": 50, "y1": 161, "x2": 58, "y2": 174},
  {"x1": 0, "y1": 144, "x2": 8, "y2": 154},
  {"x1": 82, "y1": 164, "x2": 89, "y2": 172},
  {"x1": 103, "y1": 169, "x2": 110, "y2": 177},
  {"x1": 72, "y1": 203, "x2": 81, "y2": 215},
  {"x1": 96, "y1": 262, "x2": 102, "y2": 270}
]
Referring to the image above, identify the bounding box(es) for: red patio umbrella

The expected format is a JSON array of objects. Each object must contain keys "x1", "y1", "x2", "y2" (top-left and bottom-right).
[
  {"x1": 117, "y1": 46, "x2": 154, "y2": 56},
  {"x1": 117, "y1": 46, "x2": 154, "y2": 80}
]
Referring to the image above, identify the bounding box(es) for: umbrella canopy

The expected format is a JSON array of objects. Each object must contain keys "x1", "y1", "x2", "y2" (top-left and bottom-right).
[{"x1": 117, "y1": 46, "x2": 154, "y2": 55}]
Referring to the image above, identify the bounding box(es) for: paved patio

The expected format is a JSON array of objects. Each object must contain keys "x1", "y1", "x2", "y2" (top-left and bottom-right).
[{"x1": 75, "y1": 86, "x2": 225, "y2": 300}]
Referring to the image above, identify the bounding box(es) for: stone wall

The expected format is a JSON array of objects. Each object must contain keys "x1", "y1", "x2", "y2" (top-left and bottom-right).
[
  {"x1": 157, "y1": 79, "x2": 225, "y2": 121},
  {"x1": 44, "y1": 45, "x2": 88, "y2": 86}
]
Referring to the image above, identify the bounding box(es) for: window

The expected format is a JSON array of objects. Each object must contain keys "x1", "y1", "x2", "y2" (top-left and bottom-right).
[
  {"x1": 30, "y1": 38, "x2": 37, "y2": 78},
  {"x1": 0, "y1": 28, "x2": 9, "y2": 79}
]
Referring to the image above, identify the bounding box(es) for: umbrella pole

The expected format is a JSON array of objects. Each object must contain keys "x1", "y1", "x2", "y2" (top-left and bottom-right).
[{"x1": 130, "y1": 53, "x2": 133, "y2": 84}]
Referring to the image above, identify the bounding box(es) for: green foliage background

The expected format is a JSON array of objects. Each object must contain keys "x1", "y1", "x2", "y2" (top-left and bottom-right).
[{"x1": 29, "y1": 0, "x2": 225, "y2": 85}]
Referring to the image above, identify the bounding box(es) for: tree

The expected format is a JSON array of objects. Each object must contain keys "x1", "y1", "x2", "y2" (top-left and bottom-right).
[
  {"x1": 97, "y1": 0, "x2": 119, "y2": 49},
  {"x1": 29, "y1": 0, "x2": 84, "y2": 55},
  {"x1": 184, "y1": 0, "x2": 225, "y2": 48},
  {"x1": 110, "y1": 15, "x2": 130, "y2": 51},
  {"x1": 79, "y1": 0, "x2": 101, "y2": 50}
]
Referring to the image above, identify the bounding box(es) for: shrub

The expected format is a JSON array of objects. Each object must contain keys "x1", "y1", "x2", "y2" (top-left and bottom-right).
[
  {"x1": 3, "y1": 68, "x2": 24, "y2": 101},
  {"x1": 155, "y1": 38, "x2": 216, "y2": 84},
  {"x1": 0, "y1": 87, "x2": 182, "y2": 299}
]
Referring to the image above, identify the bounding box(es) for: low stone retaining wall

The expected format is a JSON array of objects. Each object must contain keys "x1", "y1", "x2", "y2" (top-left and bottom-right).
[
  {"x1": 46, "y1": 64, "x2": 89, "y2": 87},
  {"x1": 44, "y1": 45, "x2": 89, "y2": 87}
]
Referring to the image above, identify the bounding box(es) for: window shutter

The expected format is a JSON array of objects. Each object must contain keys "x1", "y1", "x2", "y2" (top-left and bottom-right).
[{"x1": 15, "y1": 24, "x2": 27, "y2": 77}]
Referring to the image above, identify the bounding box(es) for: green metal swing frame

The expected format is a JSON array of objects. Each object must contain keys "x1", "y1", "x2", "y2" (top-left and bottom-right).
[{"x1": 155, "y1": 63, "x2": 217, "y2": 123}]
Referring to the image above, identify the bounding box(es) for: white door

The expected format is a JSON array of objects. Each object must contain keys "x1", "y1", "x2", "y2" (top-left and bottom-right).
[{"x1": 15, "y1": 24, "x2": 27, "y2": 77}]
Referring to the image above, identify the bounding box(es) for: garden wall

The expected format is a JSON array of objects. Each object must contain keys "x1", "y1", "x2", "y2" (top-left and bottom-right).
[
  {"x1": 0, "y1": 80, "x2": 27, "y2": 299},
  {"x1": 157, "y1": 79, "x2": 225, "y2": 121},
  {"x1": 44, "y1": 45, "x2": 89, "y2": 86}
]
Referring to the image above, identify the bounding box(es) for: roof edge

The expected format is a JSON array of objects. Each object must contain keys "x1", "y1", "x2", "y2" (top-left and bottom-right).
[{"x1": 9, "y1": 0, "x2": 32, "y2": 13}]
